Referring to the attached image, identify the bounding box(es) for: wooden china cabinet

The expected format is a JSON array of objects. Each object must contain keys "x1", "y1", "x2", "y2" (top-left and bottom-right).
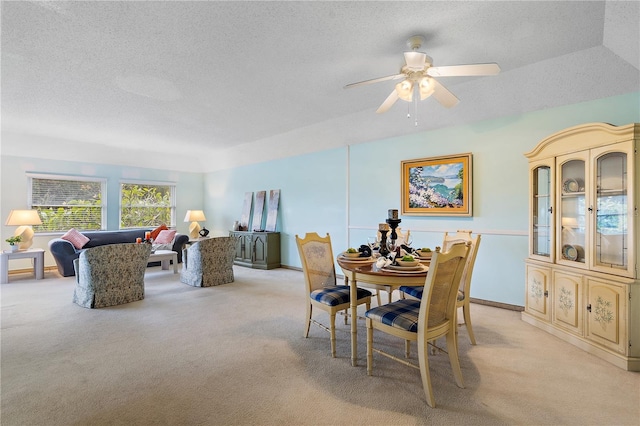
[{"x1": 523, "y1": 122, "x2": 640, "y2": 371}]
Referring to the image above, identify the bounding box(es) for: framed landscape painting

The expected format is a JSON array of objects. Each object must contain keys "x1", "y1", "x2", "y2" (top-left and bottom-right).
[{"x1": 401, "y1": 153, "x2": 472, "y2": 216}]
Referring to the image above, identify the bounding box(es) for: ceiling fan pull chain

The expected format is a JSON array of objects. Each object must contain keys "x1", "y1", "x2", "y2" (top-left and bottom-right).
[{"x1": 414, "y1": 86, "x2": 419, "y2": 126}]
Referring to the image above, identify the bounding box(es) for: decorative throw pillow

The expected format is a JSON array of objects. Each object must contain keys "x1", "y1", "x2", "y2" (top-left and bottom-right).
[
  {"x1": 150, "y1": 224, "x2": 168, "y2": 240},
  {"x1": 154, "y1": 229, "x2": 176, "y2": 244},
  {"x1": 61, "y1": 228, "x2": 90, "y2": 249}
]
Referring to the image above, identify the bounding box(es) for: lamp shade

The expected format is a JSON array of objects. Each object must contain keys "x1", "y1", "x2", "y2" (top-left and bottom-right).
[
  {"x1": 184, "y1": 210, "x2": 206, "y2": 222},
  {"x1": 419, "y1": 77, "x2": 435, "y2": 100},
  {"x1": 6, "y1": 209, "x2": 42, "y2": 250},
  {"x1": 395, "y1": 80, "x2": 413, "y2": 102},
  {"x1": 5, "y1": 209, "x2": 42, "y2": 226}
]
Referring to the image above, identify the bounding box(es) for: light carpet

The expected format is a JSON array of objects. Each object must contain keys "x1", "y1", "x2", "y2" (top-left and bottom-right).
[{"x1": 1, "y1": 266, "x2": 639, "y2": 425}]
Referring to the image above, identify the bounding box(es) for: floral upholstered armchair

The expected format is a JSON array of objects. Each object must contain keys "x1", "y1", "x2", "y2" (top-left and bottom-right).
[
  {"x1": 180, "y1": 237, "x2": 235, "y2": 287},
  {"x1": 72, "y1": 243, "x2": 152, "y2": 308}
]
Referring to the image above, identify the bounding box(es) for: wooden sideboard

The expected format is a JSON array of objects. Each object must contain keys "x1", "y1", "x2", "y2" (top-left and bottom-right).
[{"x1": 229, "y1": 231, "x2": 280, "y2": 270}]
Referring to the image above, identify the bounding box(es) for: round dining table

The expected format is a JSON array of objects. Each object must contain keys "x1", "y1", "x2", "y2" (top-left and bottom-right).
[{"x1": 337, "y1": 256, "x2": 428, "y2": 367}]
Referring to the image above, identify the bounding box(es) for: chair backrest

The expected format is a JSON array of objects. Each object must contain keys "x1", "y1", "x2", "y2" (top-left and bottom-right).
[
  {"x1": 442, "y1": 230, "x2": 481, "y2": 296},
  {"x1": 185, "y1": 237, "x2": 235, "y2": 272},
  {"x1": 295, "y1": 233, "x2": 337, "y2": 293},
  {"x1": 80, "y1": 243, "x2": 152, "y2": 275},
  {"x1": 418, "y1": 242, "x2": 470, "y2": 331}
]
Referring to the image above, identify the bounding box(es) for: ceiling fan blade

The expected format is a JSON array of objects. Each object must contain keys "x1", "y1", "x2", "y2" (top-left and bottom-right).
[
  {"x1": 376, "y1": 90, "x2": 399, "y2": 114},
  {"x1": 344, "y1": 73, "x2": 405, "y2": 89},
  {"x1": 431, "y1": 79, "x2": 459, "y2": 108},
  {"x1": 427, "y1": 63, "x2": 501, "y2": 77},
  {"x1": 403, "y1": 51, "x2": 427, "y2": 69}
]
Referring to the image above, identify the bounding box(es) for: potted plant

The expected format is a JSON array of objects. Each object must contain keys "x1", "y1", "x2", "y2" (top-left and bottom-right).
[{"x1": 6, "y1": 236, "x2": 22, "y2": 252}]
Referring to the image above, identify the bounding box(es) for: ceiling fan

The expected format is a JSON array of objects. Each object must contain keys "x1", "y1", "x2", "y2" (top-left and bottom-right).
[{"x1": 344, "y1": 35, "x2": 500, "y2": 114}]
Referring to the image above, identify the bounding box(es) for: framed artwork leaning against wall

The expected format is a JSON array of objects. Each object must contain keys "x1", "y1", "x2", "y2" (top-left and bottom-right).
[{"x1": 401, "y1": 153, "x2": 472, "y2": 216}]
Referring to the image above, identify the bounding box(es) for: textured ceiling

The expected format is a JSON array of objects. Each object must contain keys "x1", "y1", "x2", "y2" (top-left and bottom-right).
[{"x1": 1, "y1": 1, "x2": 639, "y2": 172}]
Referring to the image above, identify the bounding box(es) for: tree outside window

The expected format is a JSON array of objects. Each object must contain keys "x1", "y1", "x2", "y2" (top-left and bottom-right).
[
  {"x1": 30, "y1": 176, "x2": 105, "y2": 232},
  {"x1": 120, "y1": 183, "x2": 175, "y2": 228}
]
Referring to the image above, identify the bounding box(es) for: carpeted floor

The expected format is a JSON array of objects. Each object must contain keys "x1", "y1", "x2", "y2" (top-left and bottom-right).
[{"x1": 1, "y1": 266, "x2": 639, "y2": 425}]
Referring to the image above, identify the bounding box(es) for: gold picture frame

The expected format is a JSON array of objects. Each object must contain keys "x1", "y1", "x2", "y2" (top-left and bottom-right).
[{"x1": 401, "y1": 153, "x2": 472, "y2": 216}]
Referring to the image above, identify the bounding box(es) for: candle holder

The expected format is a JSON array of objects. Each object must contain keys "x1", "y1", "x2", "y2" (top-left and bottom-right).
[
  {"x1": 378, "y1": 230, "x2": 389, "y2": 257},
  {"x1": 386, "y1": 218, "x2": 402, "y2": 241}
]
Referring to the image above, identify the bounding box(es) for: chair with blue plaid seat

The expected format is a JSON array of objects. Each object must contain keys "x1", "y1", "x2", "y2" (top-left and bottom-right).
[
  {"x1": 296, "y1": 232, "x2": 372, "y2": 358},
  {"x1": 365, "y1": 242, "x2": 469, "y2": 407},
  {"x1": 400, "y1": 230, "x2": 481, "y2": 345}
]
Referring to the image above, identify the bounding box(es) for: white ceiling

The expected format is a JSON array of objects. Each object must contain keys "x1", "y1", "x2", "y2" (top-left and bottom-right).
[{"x1": 1, "y1": 1, "x2": 639, "y2": 173}]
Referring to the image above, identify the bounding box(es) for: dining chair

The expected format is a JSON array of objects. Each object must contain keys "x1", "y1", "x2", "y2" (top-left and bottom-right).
[
  {"x1": 296, "y1": 232, "x2": 372, "y2": 358},
  {"x1": 444, "y1": 230, "x2": 481, "y2": 345},
  {"x1": 400, "y1": 230, "x2": 481, "y2": 345},
  {"x1": 365, "y1": 242, "x2": 470, "y2": 407}
]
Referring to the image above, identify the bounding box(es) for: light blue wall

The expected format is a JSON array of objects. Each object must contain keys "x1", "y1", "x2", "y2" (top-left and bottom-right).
[
  {"x1": 204, "y1": 147, "x2": 348, "y2": 264},
  {"x1": 204, "y1": 92, "x2": 640, "y2": 306},
  {"x1": 0, "y1": 156, "x2": 203, "y2": 268}
]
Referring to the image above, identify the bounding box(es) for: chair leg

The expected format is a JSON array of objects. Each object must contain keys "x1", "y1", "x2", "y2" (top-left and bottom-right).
[
  {"x1": 446, "y1": 329, "x2": 465, "y2": 389},
  {"x1": 405, "y1": 340, "x2": 410, "y2": 358},
  {"x1": 366, "y1": 319, "x2": 374, "y2": 376},
  {"x1": 375, "y1": 291, "x2": 382, "y2": 307},
  {"x1": 330, "y1": 313, "x2": 337, "y2": 358},
  {"x1": 463, "y1": 302, "x2": 477, "y2": 345},
  {"x1": 344, "y1": 309, "x2": 348, "y2": 325},
  {"x1": 418, "y1": 335, "x2": 436, "y2": 408},
  {"x1": 387, "y1": 288, "x2": 392, "y2": 304},
  {"x1": 304, "y1": 303, "x2": 312, "y2": 337}
]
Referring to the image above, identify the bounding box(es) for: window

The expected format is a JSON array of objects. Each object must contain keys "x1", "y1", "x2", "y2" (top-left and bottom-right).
[
  {"x1": 29, "y1": 174, "x2": 106, "y2": 232},
  {"x1": 120, "y1": 182, "x2": 175, "y2": 228}
]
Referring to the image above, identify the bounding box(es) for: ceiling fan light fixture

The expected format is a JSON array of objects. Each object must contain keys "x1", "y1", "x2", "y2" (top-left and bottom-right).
[
  {"x1": 345, "y1": 34, "x2": 499, "y2": 115},
  {"x1": 395, "y1": 80, "x2": 413, "y2": 102},
  {"x1": 419, "y1": 77, "x2": 435, "y2": 100}
]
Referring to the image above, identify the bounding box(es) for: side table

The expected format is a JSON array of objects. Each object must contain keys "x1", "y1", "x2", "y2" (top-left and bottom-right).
[
  {"x1": 148, "y1": 250, "x2": 178, "y2": 273},
  {"x1": 1, "y1": 248, "x2": 45, "y2": 284}
]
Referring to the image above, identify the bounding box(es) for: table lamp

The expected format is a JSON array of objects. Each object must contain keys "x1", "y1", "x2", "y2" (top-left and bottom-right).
[
  {"x1": 184, "y1": 210, "x2": 206, "y2": 239},
  {"x1": 5, "y1": 209, "x2": 43, "y2": 250}
]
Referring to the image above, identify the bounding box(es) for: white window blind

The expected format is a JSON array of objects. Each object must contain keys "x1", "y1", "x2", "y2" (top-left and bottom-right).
[
  {"x1": 120, "y1": 182, "x2": 176, "y2": 228},
  {"x1": 29, "y1": 175, "x2": 105, "y2": 232}
]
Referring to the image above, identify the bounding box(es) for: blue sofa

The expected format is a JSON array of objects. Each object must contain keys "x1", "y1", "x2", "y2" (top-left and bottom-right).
[{"x1": 49, "y1": 229, "x2": 189, "y2": 277}]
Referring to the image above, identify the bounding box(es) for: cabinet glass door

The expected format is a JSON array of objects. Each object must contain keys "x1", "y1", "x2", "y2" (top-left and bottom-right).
[
  {"x1": 532, "y1": 165, "x2": 552, "y2": 258},
  {"x1": 558, "y1": 155, "x2": 588, "y2": 266},
  {"x1": 594, "y1": 150, "x2": 629, "y2": 274}
]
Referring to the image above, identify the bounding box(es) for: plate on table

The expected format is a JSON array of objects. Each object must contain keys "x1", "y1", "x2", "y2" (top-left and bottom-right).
[
  {"x1": 382, "y1": 264, "x2": 428, "y2": 273},
  {"x1": 339, "y1": 254, "x2": 373, "y2": 262}
]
